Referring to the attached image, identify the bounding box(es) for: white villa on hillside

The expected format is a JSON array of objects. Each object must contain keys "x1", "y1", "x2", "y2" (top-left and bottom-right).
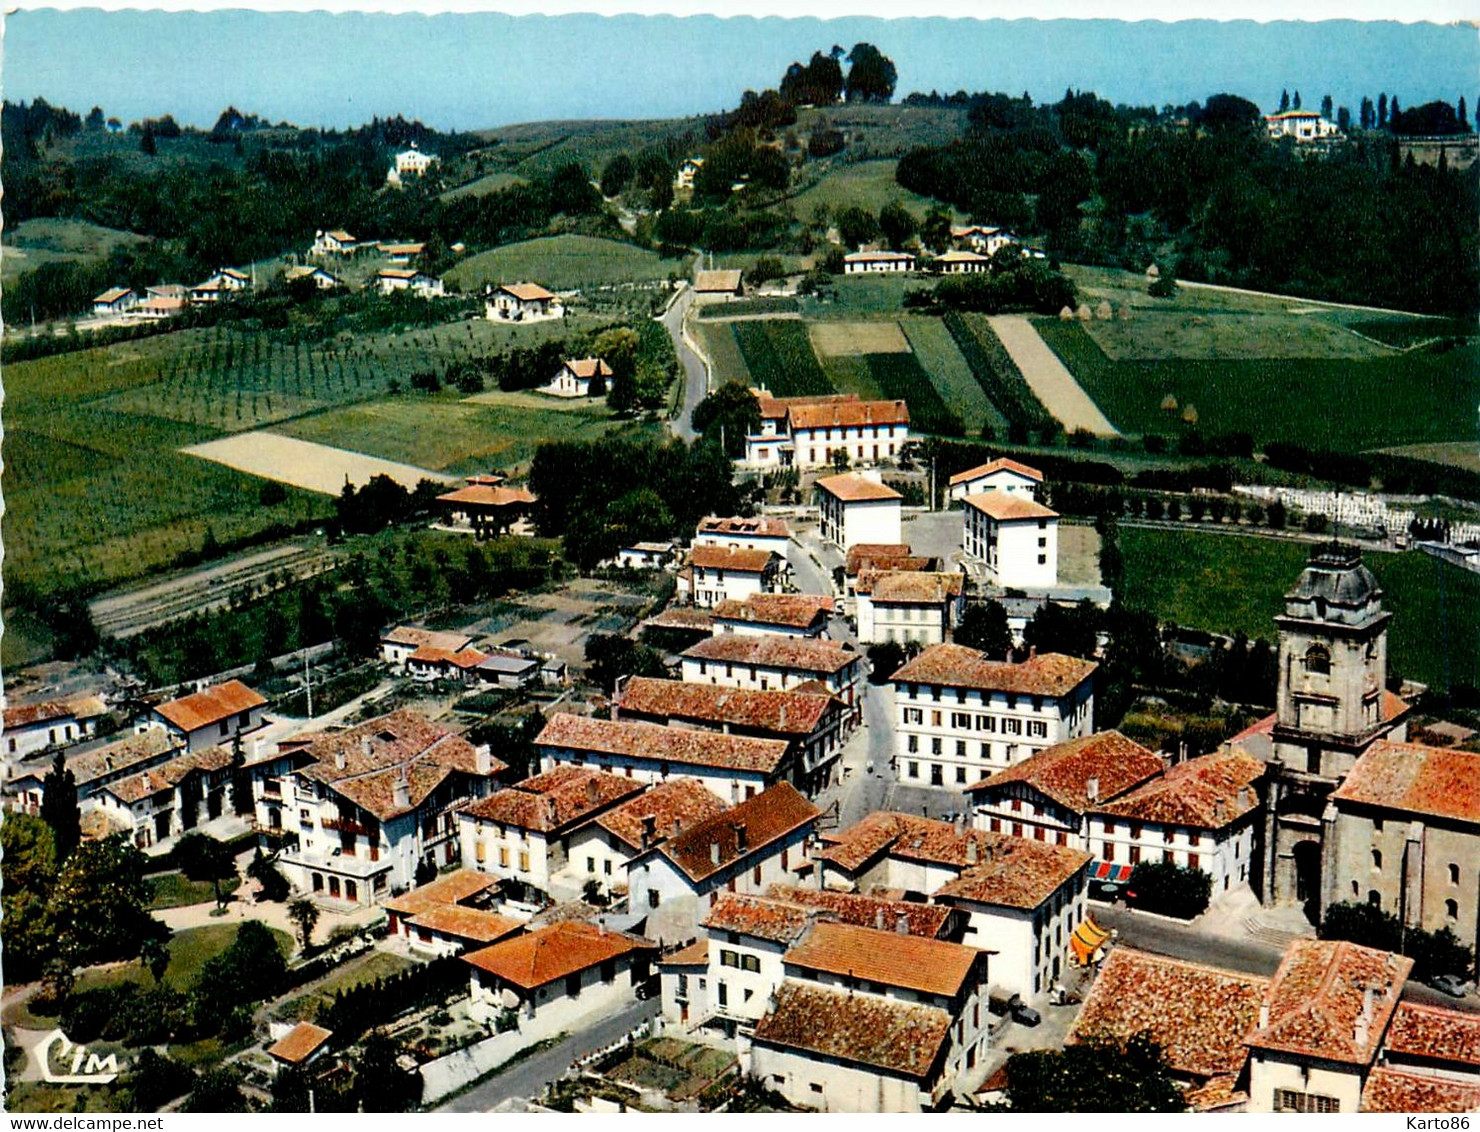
[{"x1": 486, "y1": 282, "x2": 562, "y2": 322}]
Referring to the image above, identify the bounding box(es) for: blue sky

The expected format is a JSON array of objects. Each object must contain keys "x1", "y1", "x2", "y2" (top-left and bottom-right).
[{"x1": 4, "y1": 10, "x2": 1475, "y2": 131}]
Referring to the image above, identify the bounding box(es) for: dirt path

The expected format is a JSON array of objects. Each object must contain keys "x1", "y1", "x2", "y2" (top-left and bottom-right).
[{"x1": 986, "y1": 314, "x2": 1119, "y2": 436}]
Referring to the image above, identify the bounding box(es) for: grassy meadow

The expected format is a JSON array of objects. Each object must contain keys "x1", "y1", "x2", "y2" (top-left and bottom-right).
[{"x1": 446, "y1": 233, "x2": 676, "y2": 292}]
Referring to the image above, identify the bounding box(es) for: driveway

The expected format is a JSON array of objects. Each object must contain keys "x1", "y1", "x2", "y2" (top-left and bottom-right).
[
  {"x1": 435, "y1": 999, "x2": 658, "y2": 1111},
  {"x1": 661, "y1": 280, "x2": 707, "y2": 441}
]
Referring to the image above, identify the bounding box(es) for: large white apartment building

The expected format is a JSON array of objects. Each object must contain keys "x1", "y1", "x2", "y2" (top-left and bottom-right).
[
  {"x1": 890, "y1": 643, "x2": 1097, "y2": 789},
  {"x1": 962, "y1": 492, "x2": 1059, "y2": 589},
  {"x1": 743, "y1": 392, "x2": 910, "y2": 471},
  {"x1": 817, "y1": 472, "x2": 903, "y2": 552}
]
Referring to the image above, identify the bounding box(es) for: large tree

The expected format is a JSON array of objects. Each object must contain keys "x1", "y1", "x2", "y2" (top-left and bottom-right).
[
  {"x1": 844, "y1": 43, "x2": 897, "y2": 104},
  {"x1": 955, "y1": 601, "x2": 1014, "y2": 658},
  {"x1": 47, "y1": 833, "x2": 159, "y2": 967},
  {"x1": 1004, "y1": 1033, "x2": 1186, "y2": 1112},
  {"x1": 692, "y1": 381, "x2": 762, "y2": 458},
  {"x1": 40, "y1": 749, "x2": 81, "y2": 861}
]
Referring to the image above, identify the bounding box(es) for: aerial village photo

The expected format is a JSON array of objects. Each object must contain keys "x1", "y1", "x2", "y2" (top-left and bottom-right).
[{"x1": 1, "y1": 1, "x2": 1477, "y2": 1117}]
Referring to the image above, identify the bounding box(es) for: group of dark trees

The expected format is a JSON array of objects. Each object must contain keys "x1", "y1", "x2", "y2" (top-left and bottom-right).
[
  {"x1": 1321, "y1": 901, "x2": 1473, "y2": 982},
  {"x1": 896, "y1": 87, "x2": 1478, "y2": 315},
  {"x1": 529, "y1": 435, "x2": 743, "y2": 570}
]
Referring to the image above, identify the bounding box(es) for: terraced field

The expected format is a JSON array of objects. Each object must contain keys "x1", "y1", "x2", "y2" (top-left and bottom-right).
[{"x1": 731, "y1": 319, "x2": 831, "y2": 397}]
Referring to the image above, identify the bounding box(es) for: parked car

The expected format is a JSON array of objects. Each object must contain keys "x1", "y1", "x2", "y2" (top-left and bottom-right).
[
  {"x1": 1011, "y1": 1003, "x2": 1042, "y2": 1027},
  {"x1": 1429, "y1": 973, "x2": 1470, "y2": 999}
]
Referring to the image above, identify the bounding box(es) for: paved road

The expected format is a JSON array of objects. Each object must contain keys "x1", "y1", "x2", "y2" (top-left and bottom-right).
[
  {"x1": 987, "y1": 314, "x2": 1119, "y2": 437},
  {"x1": 436, "y1": 999, "x2": 658, "y2": 1111},
  {"x1": 661, "y1": 282, "x2": 706, "y2": 441}
]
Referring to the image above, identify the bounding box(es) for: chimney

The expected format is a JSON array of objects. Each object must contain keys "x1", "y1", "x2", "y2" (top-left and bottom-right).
[
  {"x1": 336, "y1": 748, "x2": 348, "y2": 771},
  {"x1": 672, "y1": 816, "x2": 683, "y2": 839},
  {"x1": 546, "y1": 796, "x2": 558, "y2": 824},
  {"x1": 779, "y1": 704, "x2": 788, "y2": 730},
  {"x1": 965, "y1": 839, "x2": 979, "y2": 865},
  {"x1": 1028, "y1": 646, "x2": 1037, "y2": 659},
  {"x1": 641, "y1": 814, "x2": 657, "y2": 850},
  {"x1": 598, "y1": 917, "x2": 606, "y2": 936},
  {"x1": 586, "y1": 777, "x2": 600, "y2": 804},
  {"x1": 875, "y1": 907, "x2": 886, "y2": 930},
  {"x1": 711, "y1": 840, "x2": 722, "y2": 866},
  {"x1": 393, "y1": 771, "x2": 410, "y2": 809},
  {"x1": 954, "y1": 812, "x2": 966, "y2": 836},
  {"x1": 475, "y1": 744, "x2": 493, "y2": 776},
  {"x1": 1086, "y1": 777, "x2": 1100, "y2": 804},
  {"x1": 1258, "y1": 1004, "x2": 1270, "y2": 1029},
  {"x1": 361, "y1": 735, "x2": 373, "y2": 759},
  {"x1": 141, "y1": 772, "x2": 152, "y2": 791},
  {"x1": 734, "y1": 821, "x2": 748, "y2": 853},
  {"x1": 895, "y1": 911, "x2": 910, "y2": 935}
]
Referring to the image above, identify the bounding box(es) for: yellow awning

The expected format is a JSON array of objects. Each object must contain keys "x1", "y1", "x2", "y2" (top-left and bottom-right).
[{"x1": 1069, "y1": 917, "x2": 1111, "y2": 966}]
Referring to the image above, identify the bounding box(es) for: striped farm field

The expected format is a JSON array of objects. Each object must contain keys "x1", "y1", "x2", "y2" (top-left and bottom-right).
[
  {"x1": 693, "y1": 320, "x2": 753, "y2": 388},
  {"x1": 732, "y1": 319, "x2": 832, "y2": 397},
  {"x1": 864, "y1": 352, "x2": 964, "y2": 437},
  {"x1": 809, "y1": 320, "x2": 911, "y2": 356},
  {"x1": 900, "y1": 317, "x2": 1003, "y2": 437}
]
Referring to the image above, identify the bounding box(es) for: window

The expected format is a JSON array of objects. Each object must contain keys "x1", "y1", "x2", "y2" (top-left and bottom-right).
[
  {"x1": 1128, "y1": 823, "x2": 1143, "y2": 840},
  {"x1": 1129, "y1": 845, "x2": 1141, "y2": 865},
  {"x1": 1368, "y1": 889, "x2": 1381, "y2": 906},
  {"x1": 648, "y1": 890, "x2": 660, "y2": 909},
  {"x1": 586, "y1": 856, "x2": 595, "y2": 873},
  {"x1": 519, "y1": 851, "x2": 530, "y2": 872},
  {"x1": 1447, "y1": 899, "x2": 1460, "y2": 921},
  {"x1": 956, "y1": 741, "x2": 967, "y2": 757},
  {"x1": 499, "y1": 846, "x2": 509, "y2": 868},
  {"x1": 956, "y1": 767, "x2": 967, "y2": 784},
  {"x1": 1372, "y1": 849, "x2": 1382, "y2": 872},
  {"x1": 809, "y1": 1083, "x2": 824, "y2": 1095},
  {"x1": 1304, "y1": 645, "x2": 1332, "y2": 675},
  {"x1": 1027, "y1": 721, "x2": 1047, "y2": 738},
  {"x1": 720, "y1": 950, "x2": 739, "y2": 968},
  {"x1": 907, "y1": 735, "x2": 919, "y2": 753},
  {"x1": 1037, "y1": 555, "x2": 1047, "y2": 565},
  {"x1": 717, "y1": 983, "x2": 729, "y2": 1007},
  {"x1": 931, "y1": 764, "x2": 944, "y2": 786},
  {"x1": 741, "y1": 954, "x2": 760, "y2": 973},
  {"x1": 1275, "y1": 1090, "x2": 1338, "y2": 1114},
  {"x1": 1450, "y1": 863, "x2": 1461, "y2": 885},
  {"x1": 1188, "y1": 853, "x2": 1200, "y2": 871},
  {"x1": 931, "y1": 738, "x2": 943, "y2": 755},
  {"x1": 979, "y1": 716, "x2": 996, "y2": 732},
  {"x1": 908, "y1": 761, "x2": 920, "y2": 779},
  {"x1": 952, "y1": 712, "x2": 971, "y2": 729},
  {"x1": 565, "y1": 973, "x2": 582, "y2": 998}
]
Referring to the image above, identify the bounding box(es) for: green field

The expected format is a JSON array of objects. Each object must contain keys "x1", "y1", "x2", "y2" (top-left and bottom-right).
[
  {"x1": 71, "y1": 923, "x2": 295, "y2": 997},
  {"x1": 439, "y1": 170, "x2": 526, "y2": 200},
  {"x1": 788, "y1": 158, "x2": 942, "y2": 221},
  {"x1": 732, "y1": 319, "x2": 831, "y2": 397},
  {"x1": 900, "y1": 317, "x2": 1001, "y2": 436},
  {"x1": 2, "y1": 217, "x2": 149, "y2": 283},
  {"x1": 864, "y1": 352, "x2": 962, "y2": 436},
  {"x1": 477, "y1": 117, "x2": 703, "y2": 180},
  {"x1": 1119, "y1": 527, "x2": 1480, "y2": 690},
  {"x1": 446, "y1": 234, "x2": 673, "y2": 291},
  {"x1": 799, "y1": 273, "x2": 932, "y2": 320},
  {"x1": 1035, "y1": 319, "x2": 1480, "y2": 453},
  {"x1": 693, "y1": 320, "x2": 753, "y2": 388}
]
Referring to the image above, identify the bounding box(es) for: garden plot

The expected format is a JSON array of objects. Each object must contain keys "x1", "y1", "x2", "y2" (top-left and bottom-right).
[
  {"x1": 183, "y1": 431, "x2": 455, "y2": 495},
  {"x1": 808, "y1": 320, "x2": 911, "y2": 356}
]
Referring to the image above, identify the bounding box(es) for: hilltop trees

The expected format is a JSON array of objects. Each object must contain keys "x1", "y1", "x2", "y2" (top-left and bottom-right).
[
  {"x1": 845, "y1": 43, "x2": 898, "y2": 103},
  {"x1": 780, "y1": 49, "x2": 846, "y2": 106}
]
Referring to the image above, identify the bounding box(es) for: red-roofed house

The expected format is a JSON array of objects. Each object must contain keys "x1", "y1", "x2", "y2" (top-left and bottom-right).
[
  {"x1": 710, "y1": 594, "x2": 830, "y2": 638},
  {"x1": 948, "y1": 458, "x2": 1044, "y2": 503},
  {"x1": 741, "y1": 391, "x2": 910, "y2": 471},
  {"x1": 962, "y1": 491, "x2": 1058, "y2": 589},
  {"x1": 567, "y1": 778, "x2": 730, "y2": 899},
  {"x1": 683, "y1": 546, "x2": 782, "y2": 609},
  {"x1": 4, "y1": 695, "x2": 107, "y2": 758},
  {"x1": 854, "y1": 569, "x2": 965, "y2": 647},
  {"x1": 149, "y1": 680, "x2": 267, "y2": 753},
  {"x1": 541, "y1": 357, "x2": 612, "y2": 398},
  {"x1": 694, "y1": 515, "x2": 791, "y2": 563},
  {"x1": 817, "y1": 472, "x2": 903, "y2": 552},
  {"x1": 95, "y1": 744, "x2": 236, "y2": 850},
  {"x1": 406, "y1": 646, "x2": 490, "y2": 685},
  {"x1": 485, "y1": 282, "x2": 561, "y2": 322},
  {"x1": 680, "y1": 634, "x2": 863, "y2": 709}
]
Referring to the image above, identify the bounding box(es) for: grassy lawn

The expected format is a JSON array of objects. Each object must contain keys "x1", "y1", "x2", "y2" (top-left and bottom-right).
[
  {"x1": 2, "y1": 217, "x2": 149, "y2": 283},
  {"x1": 732, "y1": 320, "x2": 831, "y2": 397},
  {"x1": 439, "y1": 170, "x2": 526, "y2": 200},
  {"x1": 446, "y1": 234, "x2": 674, "y2": 291},
  {"x1": 479, "y1": 117, "x2": 702, "y2": 180},
  {"x1": 274, "y1": 950, "x2": 418, "y2": 1022},
  {"x1": 1119, "y1": 527, "x2": 1480, "y2": 690},
  {"x1": 70, "y1": 923, "x2": 295, "y2": 997},
  {"x1": 816, "y1": 351, "x2": 883, "y2": 402},
  {"x1": 800, "y1": 274, "x2": 931, "y2": 320},
  {"x1": 692, "y1": 320, "x2": 752, "y2": 388},
  {"x1": 787, "y1": 158, "x2": 940, "y2": 221},
  {"x1": 1034, "y1": 319, "x2": 1480, "y2": 453},
  {"x1": 900, "y1": 316, "x2": 1001, "y2": 436},
  {"x1": 148, "y1": 871, "x2": 242, "y2": 910}
]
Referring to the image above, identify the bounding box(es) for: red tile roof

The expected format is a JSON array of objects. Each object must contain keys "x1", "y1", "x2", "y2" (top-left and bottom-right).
[
  {"x1": 1069, "y1": 947, "x2": 1268, "y2": 1079},
  {"x1": 892, "y1": 643, "x2": 1097, "y2": 697},
  {"x1": 103, "y1": 744, "x2": 233, "y2": 804},
  {"x1": 1362, "y1": 1068, "x2": 1480, "y2": 1114},
  {"x1": 154, "y1": 680, "x2": 265, "y2": 733},
  {"x1": 382, "y1": 626, "x2": 474, "y2": 652},
  {"x1": 3, "y1": 700, "x2": 78, "y2": 729},
  {"x1": 784, "y1": 920, "x2": 981, "y2": 997},
  {"x1": 754, "y1": 391, "x2": 858, "y2": 421},
  {"x1": 856, "y1": 570, "x2": 964, "y2": 603},
  {"x1": 564, "y1": 357, "x2": 613, "y2": 379},
  {"x1": 1093, "y1": 748, "x2": 1265, "y2": 830},
  {"x1": 382, "y1": 868, "x2": 501, "y2": 916},
  {"x1": 618, "y1": 677, "x2": 834, "y2": 736},
  {"x1": 408, "y1": 904, "x2": 524, "y2": 944},
  {"x1": 968, "y1": 730, "x2": 1164, "y2": 811},
  {"x1": 267, "y1": 1022, "x2": 333, "y2": 1065},
  {"x1": 463, "y1": 920, "x2": 656, "y2": 989},
  {"x1": 593, "y1": 778, "x2": 730, "y2": 850},
  {"x1": 964, "y1": 493, "x2": 1058, "y2": 521},
  {"x1": 1386, "y1": 1002, "x2": 1480, "y2": 1069},
  {"x1": 844, "y1": 543, "x2": 914, "y2": 574},
  {"x1": 660, "y1": 938, "x2": 709, "y2": 967},
  {"x1": 703, "y1": 892, "x2": 816, "y2": 944},
  {"x1": 767, "y1": 884, "x2": 954, "y2": 938},
  {"x1": 682, "y1": 634, "x2": 859, "y2": 676},
  {"x1": 1332, "y1": 741, "x2": 1480, "y2": 824},
  {"x1": 689, "y1": 545, "x2": 777, "y2": 573},
  {"x1": 697, "y1": 516, "x2": 790, "y2": 539},
  {"x1": 43, "y1": 730, "x2": 179, "y2": 788},
  {"x1": 460, "y1": 767, "x2": 644, "y2": 833},
  {"x1": 537, "y1": 713, "x2": 791, "y2": 775},
  {"x1": 659, "y1": 783, "x2": 818, "y2": 883},
  {"x1": 499, "y1": 282, "x2": 556, "y2": 302},
  {"x1": 712, "y1": 594, "x2": 833, "y2": 629},
  {"x1": 436, "y1": 485, "x2": 537, "y2": 508},
  {"x1": 815, "y1": 472, "x2": 904, "y2": 503},
  {"x1": 408, "y1": 646, "x2": 490, "y2": 669},
  {"x1": 753, "y1": 981, "x2": 951, "y2": 1080},
  {"x1": 1249, "y1": 939, "x2": 1412, "y2": 1066},
  {"x1": 949, "y1": 458, "x2": 1044, "y2": 486},
  {"x1": 790, "y1": 400, "x2": 910, "y2": 431}
]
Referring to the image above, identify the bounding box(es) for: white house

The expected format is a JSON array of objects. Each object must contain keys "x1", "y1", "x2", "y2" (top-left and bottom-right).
[
  {"x1": 658, "y1": 938, "x2": 711, "y2": 1030},
  {"x1": 891, "y1": 643, "x2": 1097, "y2": 788},
  {"x1": 616, "y1": 542, "x2": 676, "y2": 570},
  {"x1": 536, "y1": 713, "x2": 793, "y2": 805},
  {"x1": 710, "y1": 594, "x2": 831, "y2": 638},
  {"x1": 388, "y1": 144, "x2": 439, "y2": 186},
  {"x1": 947, "y1": 457, "x2": 1043, "y2": 503},
  {"x1": 843, "y1": 249, "x2": 915, "y2": 274},
  {"x1": 464, "y1": 920, "x2": 658, "y2": 1030},
  {"x1": 6, "y1": 729, "x2": 180, "y2": 814},
  {"x1": 377, "y1": 241, "x2": 426, "y2": 264},
  {"x1": 379, "y1": 626, "x2": 475, "y2": 670},
  {"x1": 693, "y1": 269, "x2": 743, "y2": 302},
  {"x1": 698, "y1": 892, "x2": 820, "y2": 1031},
  {"x1": 254, "y1": 710, "x2": 506, "y2": 904},
  {"x1": 680, "y1": 634, "x2": 864, "y2": 709},
  {"x1": 933, "y1": 250, "x2": 991, "y2": 275},
  {"x1": 565, "y1": 778, "x2": 730, "y2": 899},
  {"x1": 149, "y1": 680, "x2": 267, "y2": 754},
  {"x1": 843, "y1": 544, "x2": 932, "y2": 605},
  {"x1": 683, "y1": 546, "x2": 781, "y2": 609},
  {"x1": 675, "y1": 157, "x2": 705, "y2": 190},
  {"x1": 3, "y1": 697, "x2": 104, "y2": 759},
  {"x1": 457, "y1": 767, "x2": 645, "y2": 898},
  {"x1": 311, "y1": 229, "x2": 358, "y2": 256},
  {"x1": 540, "y1": 357, "x2": 611, "y2": 398},
  {"x1": 381, "y1": 868, "x2": 521, "y2": 956},
  {"x1": 854, "y1": 570, "x2": 965, "y2": 647},
  {"x1": 817, "y1": 472, "x2": 903, "y2": 552},
  {"x1": 94, "y1": 744, "x2": 236, "y2": 850},
  {"x1": 1264, "y1": 110, "x2": 1341, "y2": 142},
  {"x1": 962, "y1": 492, "x2": 1059, "y2": 589},
  {"x1": 694, "y1": 516, "x2": 791, "y2": 563},
  {"x1": 285, "y1": 264, "x2": 343, "y2": 291},
  {"x1": 950, "y1": 225, "x2": 1017, "y2": 257},
  {"x1": 627, "y1": 782, "x2": 819, "y2": 944},
  {"x1": 816, "y1": 811, "x2": 1091, "y2": 1002},
  {"x1": 375, "y1": 268, "x2": 444, "y2": 298},
  {"x1": 486, "y1": 282, "x2": 561, "y2": 322},
  {"x1": 91, "y1": 287, "x2": 136, "y2": 316},
  {"x1": 742, "y1": 392, "x2": 910, "y2": 471}
]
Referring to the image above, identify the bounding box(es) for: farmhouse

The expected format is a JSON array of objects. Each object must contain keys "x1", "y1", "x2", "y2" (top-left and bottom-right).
[
  {"x1": 406, "y1": 646, "x2": 489, "y2": 685},
  {"x1": 566, "y1": 777, "x2": 730, "y2": 899},
  {"x1": 1264, "y1": 110, "x2": 1341, "y2": 142},
  {"x1": 381, "y1": 868, "x2": 519, "y2": 955},
  {"x1": 540, "y1": 357, "x2": 612, "y2": 398},
  {"x1": 486, "y1": 282, "x2": 561, "y2": 321},
  {"x1": 380, "y1": 626, "x2": 475, "y2": 670},
  {"x1": 148, "y1": 679, "x2": 267, "y2": 753},
  {"x1": 843, "y1": 249, "x2": 916, "y2": 274},
  {"x1": 694, "y1": 516, "x2": 791, "y2": 562},
  {"x1": 950, "y1": 225, "x2": 1017, "y2": 257},
  {"x1": 285, "y1": 264, "x2": 342, "y2": 290},
  {"x1": 742, "y1": 391, "x2": 911, "y2": 470},
  {"x1": 693, "y1": 269, "x2": 744, "y2": 301},
  {"x1": 681, "y1": 634, "x2": 864, "y2": 707},
  {"x1": 133, "y1": 285, "x2": 189, "y2": 319},
  {"x1": 457, "y1": 767, "x2": 645, "y2": 898},
  {"x1": 675, "y1": 157, "x2": 705, "y2": 190},
  {"x1": 711, "y1": 594, "x2": 832, "y2": 638},
  {"x1": 682, "y1": 545, "x2": 782, "y2": 608},
  {"x1": 817, "y1": 472, "x2": 903, "y2": 552},
  {"x1": 94, "y1": 745, "x2": 236, "y2": 850},
  {"x1": 962, "y1": 492, "x2": 1059, "y2": 589},
  {"x1": 377, "y1": 241, "x2": 426, "y2": 263},
  {"x1": 948, "y1": 457, "x2": 1043, "y2": 503},
  {"x1": 375, "y1": 268, "x2": 444, "y2": 297},
  {"x1": 311, "y1": 229, "x2": 358, "y2": 256},
  {"x1": 435, "y1": 484, "x2": 537, "y2": 537},
  {"x1": 854, "y1": 569, "x2": 965, "y2": 647},
  {"x1": 535, "y1": 713, "x2": 793, "y2": 804},
  {"x1": 933, "y1": 250, "x2": 991, "y2": 274},
  {"x1": 254, "y1": 709, "x2": 506, "y2": 904},
  {"x1": 891, "y1": 643, "x2": 1097, "y2": 787},
  {"x1": 91, "y1": 287, "x2": 136, "y2": 316},
  {"x1": 266, "y1": 1023, "x2": 334, "y2": 1075},
  {"x1": 3, "y1": 696, "x2": 107, "y2": 758}
]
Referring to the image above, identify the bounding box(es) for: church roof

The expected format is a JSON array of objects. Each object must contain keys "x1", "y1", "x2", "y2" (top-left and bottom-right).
[{"x1": 1283, "y1": 543, "x2": 1383, "y2": 625}]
